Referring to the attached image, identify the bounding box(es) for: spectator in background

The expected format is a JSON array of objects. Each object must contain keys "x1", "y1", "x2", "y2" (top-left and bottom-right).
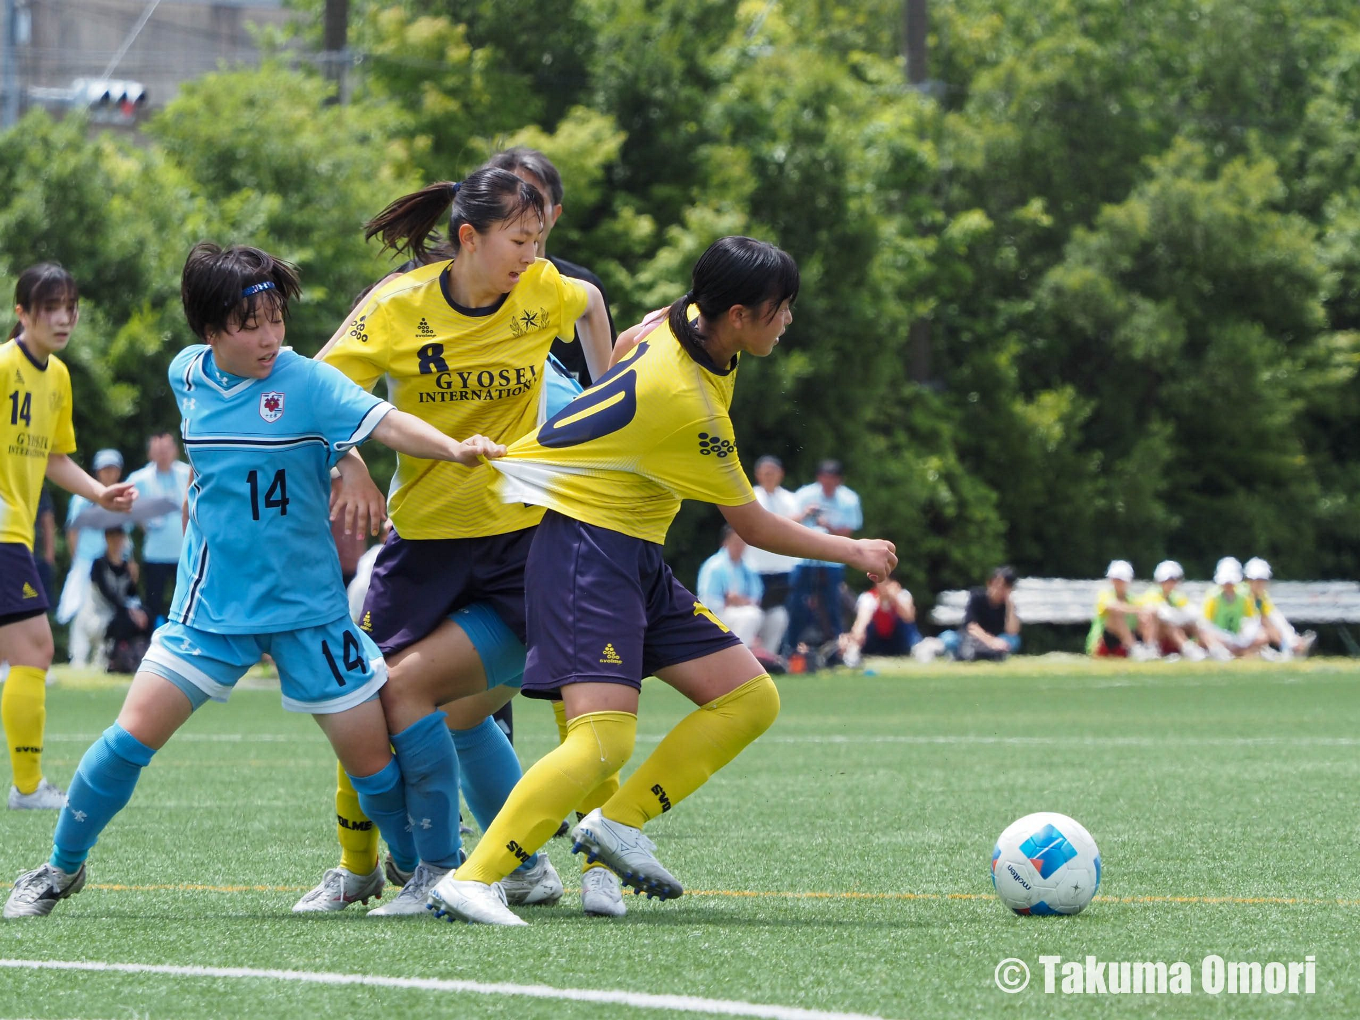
[
  {"x1": 33, "y1": 489, "x2": 56, "y2": 605},
  {"x1": 696, "y1": 527, "x2": 775, "y2": 655},
  {"x1": 945, "y1": 566, "x2": 1021, "y2": 661},
  {"x1": 127, "y1": 432, "x2": 191, "y2": 625},
  {"x1": 58, "y1": 448, "x2": 128, "y2": 664},
  {"x1": 785, "y1": 460, "x2": 862, "y2": 653},
  {"x1": 1086, "y1": 560, "x2": 1154, "y2": 659},
  {"x1": 1200, "y1": 556, "x2": 1267, "y2": 660},
  {"x1": 746, "y1": 455, "x2": 798, "y2": 651},
  {"x1": 841, "y1": 578, "x2": 919, "y2": 667},
  {"x1": 87, "y1": 528, "x2": 149, "y2": 673},
  {"x1": 1137, "y1": 559, "x2": 1206, "y2": 660},
  {"x1": 1243, "y1": 557, "x2": 1317, "y2": 659}
]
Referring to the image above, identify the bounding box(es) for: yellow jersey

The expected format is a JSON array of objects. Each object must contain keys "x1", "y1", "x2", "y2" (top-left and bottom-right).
[
  {"x1": 322, "y1": 258, "x2": 587, "y2": 539},
  {"x1": 1, "y1": 340, "x2": 75, "y2": 548},
  {"x1": 1137, "y1": 587, "x2": 1188, "y2": 611},
  {"x1": 491, "y1": 321, "x2": 756, "y2": 544}
]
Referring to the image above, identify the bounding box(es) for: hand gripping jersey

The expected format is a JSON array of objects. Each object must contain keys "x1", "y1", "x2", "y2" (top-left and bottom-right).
[
  {"x1": 492, "y1": 322, "x2": 756, "y2": 544},
  {"x1": 0, "y1": 339, "x2": 76, "y2": 548},
  {"x1": 169, "y1": 345, "x2": 392, "y2": 633},
  {"x1": 322, "y1": 259, "x2": 587, "y2": 539}
]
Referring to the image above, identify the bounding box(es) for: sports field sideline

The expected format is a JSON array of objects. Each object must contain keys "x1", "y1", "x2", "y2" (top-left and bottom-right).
[{"x1": 1, "y1": 658, "x2": 1355, "y2": 1019}]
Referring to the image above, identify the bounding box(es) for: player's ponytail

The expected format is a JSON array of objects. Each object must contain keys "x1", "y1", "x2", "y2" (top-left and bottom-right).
[
  {"x1": 364, "y1": 168, "x2": 544, "y2": 265},
  {"x1": 10, "y1": 262, "x2": 78, "y2": 340},
  {"x1": 669, "y1": 236, "x2": 800, "y2": 366}
]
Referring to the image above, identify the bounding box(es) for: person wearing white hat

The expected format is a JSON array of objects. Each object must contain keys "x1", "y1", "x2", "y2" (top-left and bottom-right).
[
  {"x1": 1243, "y1": 558, "x2": 1317, "y2": 659},
  {"x1": 1086, "y1": 560, "x2": 1156, "y2": 658},
  {"x1": 59, "y1": 449, "x2": 133, "y2": 667},
  {"x1": 1200, "y1": 556, "x2": 1267, "y2": 659},
  {"x1": 1136, "y1": 560, "x2": 1206, "y2": 661}
]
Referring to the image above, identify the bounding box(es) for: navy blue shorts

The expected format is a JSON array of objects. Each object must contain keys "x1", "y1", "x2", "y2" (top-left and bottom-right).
[
  {"x1": 359, "y1": 527, "x2": 535, "y2": 655},
  {"x1": 521, "y1": 511, "x2": 742, "y2": 700},
  {"x1": 0, "y1": 543, "x2": 49, "y2": 626}
]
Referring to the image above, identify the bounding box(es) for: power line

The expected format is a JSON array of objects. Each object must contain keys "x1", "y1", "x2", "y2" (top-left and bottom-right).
[{"x1": 100, "y1": 0, "x2": 165, "y2": 80}]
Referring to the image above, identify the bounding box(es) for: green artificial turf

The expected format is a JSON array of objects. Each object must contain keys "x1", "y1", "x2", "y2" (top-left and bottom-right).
[{"x1": 1, "y1": 658, "x2": 1355, "y2": 1018}]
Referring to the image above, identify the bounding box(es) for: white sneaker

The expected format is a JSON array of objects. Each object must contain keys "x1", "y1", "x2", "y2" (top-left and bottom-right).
[
  {"x1": 580, "y1": 866, "x2": 627, "y2": 917},
  {"x1": 1129, "y1": 643, "x2": 1159, "y2": 662},
  {"x1": 8, "y1": 779, "x2": 66, "y2": 810},
  {"x1": 912, "y1": 637, "x2": 943, "y2": 663},
  {"x1": 427, "y1": 875, "x2": 527, "y2": 925},
  {"x1": 570, "y1": 808, "x2": 683, "y2": 900},
  {"x1": 499, "y1": 853, "x2": 563, "y2": 906},
  {"x1": 291, "y1": 865, "x2": 385, "y2": 913},
  {"x1": 842, "y1": 643, "x2": 862, "y2": 668},
  {"x1": 1180, "y1": 641, "x2": 1207, "y2": 662},
  {"x1": 4, "y1": 862, "x2": 85, "y2": 918},
  {"x1": 1298, "y1": 630, "x2": 1318, "y2": 658},
  {"x1": 366, "y1": 862, "x2": 449, "y2": 916},
  {"x1": 1207, "y1": 643, "x2": 1233, "y2": 662}
]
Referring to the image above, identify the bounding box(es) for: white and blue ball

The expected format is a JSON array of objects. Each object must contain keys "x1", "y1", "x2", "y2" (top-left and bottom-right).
[{"x1": 991, "y1": 811, "x2": 1100, "y2": 916}]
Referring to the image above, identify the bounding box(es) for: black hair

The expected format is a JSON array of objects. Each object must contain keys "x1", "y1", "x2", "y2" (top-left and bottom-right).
[
  {"x1": 992, "y1": 566, "x2": 1019, "y2": 587},
  {"x1": 485, "y1": 147, "x2": 564, "y2": 207},
  {"x1": 754, "y1": 454, "x2": 783, "y2": 471},
  {"x1": 817, "y1": 459, "x2": 844, "y2": 476},
  {"x1": 668, "y1": 236, "x2": 799, "y2": 366},
  {"x1": 180, "y1": 243, "x2": 301, "y2": 341},
  {"x1": 10, "y1": 262, "x2": 78, "y2": 340},
  {"x1": 104, "y1": 526, "x2": 126, "y2": 541},
  {"x1": 363, "y1": 168, "x2": 544, "y2": 265}
]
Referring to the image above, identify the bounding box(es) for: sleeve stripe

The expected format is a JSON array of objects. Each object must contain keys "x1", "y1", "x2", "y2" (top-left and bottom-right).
[{"x1": 334, "y1": 401, "x2": 394, "y2": 453}]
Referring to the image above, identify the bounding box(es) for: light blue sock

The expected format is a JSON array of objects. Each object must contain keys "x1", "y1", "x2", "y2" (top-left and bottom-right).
[
  {"x1": 51, "y1": 724, "x2": 156, "y2": 873},
  {"x1": 347, "y1": 757, "x2": 418, "y2": 874},
  {"x1": 452, "y1": 716, "x2": 538, "y2": 873},
  {"x1": 390, "y1": 711, "x2": 461, "y2": 869}
]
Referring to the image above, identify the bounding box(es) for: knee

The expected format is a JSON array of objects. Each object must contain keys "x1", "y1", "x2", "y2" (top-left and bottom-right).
[
  {"x1": 564, "y1": 711, "x2": 636, "y2": 776},
  {"x1": 712, "y1": 674, "x2": 780, "y2": 741}
]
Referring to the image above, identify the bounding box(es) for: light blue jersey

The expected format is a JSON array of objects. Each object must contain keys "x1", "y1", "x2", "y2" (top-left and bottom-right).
[
  {"x1": 169, "y1": 345, "x2": 392, "y2": 634},
  {"x1": 793, "y1": 481, "x2": 863, "y2": 567}
]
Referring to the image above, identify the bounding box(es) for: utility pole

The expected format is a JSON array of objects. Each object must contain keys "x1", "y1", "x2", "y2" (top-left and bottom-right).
[
  {"x1": 322, "y1": 0, "x2": 349, "y2": 105},
  {"x1": 904, "y1": 0, "x2": 932, "y2": 384},
  {"x1": 2, "y1": 0, "x2": 19, "y2": 130}
]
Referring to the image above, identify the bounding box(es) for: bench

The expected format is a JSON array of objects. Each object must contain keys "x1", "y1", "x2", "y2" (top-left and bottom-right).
[{"x1": 930, "y1": 578, "x2": 1360, "y2": 645}]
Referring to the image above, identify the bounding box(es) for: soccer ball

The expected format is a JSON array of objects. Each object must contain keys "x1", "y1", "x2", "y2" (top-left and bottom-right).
[{"x1": 991, "y1": 811, "x2": 1100, "y2": 915}]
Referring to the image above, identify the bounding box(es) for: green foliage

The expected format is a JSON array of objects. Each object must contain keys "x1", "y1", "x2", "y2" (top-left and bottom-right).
[{"x1": 6, "y1": 0, "x2": 1360, "y2": 599}]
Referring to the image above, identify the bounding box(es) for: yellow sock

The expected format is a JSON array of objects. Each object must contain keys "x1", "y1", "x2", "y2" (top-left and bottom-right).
[
  {"x1": 456, "y1": 710, "x2": 636, "y2": 885},
  {"x1": 605, "y1": 674, "x2": 779, "y2": 829},
  {"x1": 552, "y1": 699, "x2": 620, "y2": 872},
  {"x1": 2, "y1": 665, "x2": 48, "y2": 794},
  {"x1": 335, "y1": 761, "x2": 379, "y2": 874}
]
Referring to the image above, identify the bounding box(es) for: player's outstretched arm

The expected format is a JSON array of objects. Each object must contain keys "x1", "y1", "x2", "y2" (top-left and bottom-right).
[
  {"x1": 609, "y1": 307, "x2": 668, "y2": 369},
  {"x1": 46, "y1": 453, "x2": 137, "y2": 512},
  {"x1": 575, "y1": 281, "x2": 614, "y2": 381},
  {"x1": 369, "y1": 408, "x2": 507, "y2": 467},
  {"x1": 720, "y1": 498, "x2": 897, "y2": 582}
]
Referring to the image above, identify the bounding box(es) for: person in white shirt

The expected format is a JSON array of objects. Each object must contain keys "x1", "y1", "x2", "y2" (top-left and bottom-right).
[
  {"x1": 786, "y1": 460, "x2": 862, "y2": 652},
  {"x1": 745, "y1": 455, "x2": 798, "y2": 652}
]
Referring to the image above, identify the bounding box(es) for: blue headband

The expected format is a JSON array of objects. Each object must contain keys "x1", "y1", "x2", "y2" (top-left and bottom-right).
[{"x1": 241, "y1": 281, "x2": 276, "y2": 298}]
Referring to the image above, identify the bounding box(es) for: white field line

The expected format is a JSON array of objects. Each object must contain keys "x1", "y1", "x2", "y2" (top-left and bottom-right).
[
  {"x1": 0, "y1": 959, "x2": 891, "y2": 1020},
  {"x1": 43, "y1": 732, "x2": 1360, "y2": 747}
]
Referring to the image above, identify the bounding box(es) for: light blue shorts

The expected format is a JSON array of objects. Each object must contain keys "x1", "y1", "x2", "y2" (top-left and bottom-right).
[
  {"x1": 451, "y1": 602, "x2": 525, "y2": 689},
  {"x1": 141, "y1": 617, "x2": 387, "y2": 715}
]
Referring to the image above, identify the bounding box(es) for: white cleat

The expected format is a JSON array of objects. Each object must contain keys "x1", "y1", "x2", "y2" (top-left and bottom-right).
[
  {"x1": 4, "y1": 862, "x2": 85, "y2": 918},
  {"x1": 580, "y1": 866, "x2": 627, "y2": 917},
  {"x1": 570, "y1": 808, "x2": 683, "y2": 901},
  {"x1": 427, "y1": 875, "x2": 527, "y2": 926},
  {"x1": 499, "y1": 853, "x2": 563, "y2": 906},
  {"x1": 366, "y1": 862, "x2": 449, "y2": 917},
  {"x1": 292, "y1": 865, "x2": 385, "y2": 913},
  {"x1": 8, "y1": 779, "x2": 66, "y2": 810}
]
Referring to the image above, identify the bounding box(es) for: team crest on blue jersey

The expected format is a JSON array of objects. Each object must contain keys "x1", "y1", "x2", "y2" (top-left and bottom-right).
[{"x1": 259, "y1": 391, "x2": 285, "y2": 423}]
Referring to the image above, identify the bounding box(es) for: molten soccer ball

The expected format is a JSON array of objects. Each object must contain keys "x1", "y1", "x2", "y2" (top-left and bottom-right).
[{"x1": 991, "y1": 811, "x2": 1100, "y2": 915}]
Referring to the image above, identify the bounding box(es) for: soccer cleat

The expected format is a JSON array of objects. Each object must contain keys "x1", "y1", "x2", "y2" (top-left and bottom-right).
[
  {"x1": 499, "y1": 853, "x2": 563, "y2": 906},
  {"x1": 580, "y1": 866, "x2": 627, "y2": 917},
  {"x1": 366, "y1": 862, "x2": 449, "y2": 916},
  {"x1": 426, "y1": 875, "x2": 527, "y2": 926},
  {"x1": 384, "y1": 854, "x2": 413, "y2": 888},
  {"x1": 570, "y1": 808, "x2": 683, "y2": 901},
  {"x1": 4, "y1": 862, "x2": 86, "y2": 918},
  {"x1": 291, "y1": 865, "x2": 384, "y2": 913},
  {"x1": 8, "y1": 779, "x2": 66, "y2": 811}
]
